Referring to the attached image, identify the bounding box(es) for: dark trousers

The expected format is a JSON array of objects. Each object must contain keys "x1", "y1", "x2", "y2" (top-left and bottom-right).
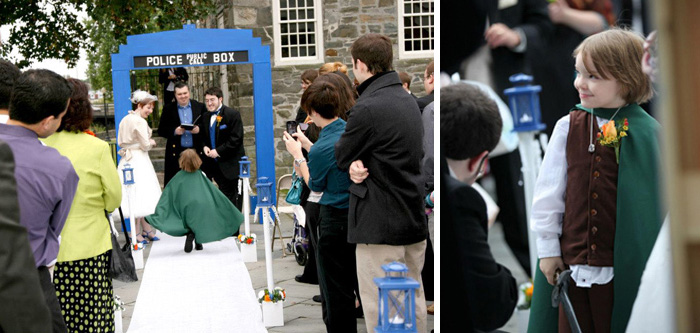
[
  {"x1": 488, "y1": 149, "x2": 531, "y2": 276},
  {"x1": 421, "y1": 233, "x2": 434, "y2": 301},
  {"x1": 317, "y1": 205, "x2": 358, "y2": 333},
  {"x1": 38, "y1": 266, "x2": 67, "y2": 333},
  {"x1": 206, "y1": 165, "x2": 241, "y2": 210},
  {"x1": 559, "y1": 279, "x2": 614, "y2": 333},
  {"x1": 300, "y1": 202, "x2": 320, "y2": 283}
]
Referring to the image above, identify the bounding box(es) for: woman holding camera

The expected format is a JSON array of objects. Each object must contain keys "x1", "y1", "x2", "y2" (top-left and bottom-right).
[{"x1": 283, "y1": 75, "x2": 359, "y2": 332}]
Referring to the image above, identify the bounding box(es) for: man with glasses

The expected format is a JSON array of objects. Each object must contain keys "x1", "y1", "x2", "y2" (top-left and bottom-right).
[
  {"x1": 158, "y1": 82, "x2": 206, "y2": 186},
  {"x1": 199, "y1": 87, "x2": 245, "y2": 211},
  {"x1": 416, "y1": 60, "x2": 434, "y2": 113}
]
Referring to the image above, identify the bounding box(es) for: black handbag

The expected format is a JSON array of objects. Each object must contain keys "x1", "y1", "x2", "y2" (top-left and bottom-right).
[
  {"x1": 106, "y1": 209, "x2": 138, "y2": 282},
  {"x1": 285, "y1": 170, "x2": 303, "y2": 205}
]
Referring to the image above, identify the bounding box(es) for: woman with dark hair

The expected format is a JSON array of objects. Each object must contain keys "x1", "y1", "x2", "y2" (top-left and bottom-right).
[
  {"x1": 283, "y1": 78, "x2": 360, "y2": 332},
  {"x1": 42, "y1": 78, "x2": 122, "y2": 333}
]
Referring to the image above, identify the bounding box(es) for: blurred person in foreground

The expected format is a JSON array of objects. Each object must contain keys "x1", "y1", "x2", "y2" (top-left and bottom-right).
[
  {"x1": 0, "y1": 69, "x2": 78, "y2": 333},
  {"x1": 42, "y1": 78, "x2": 122, "y2": 333},
  {"x1": 441, "y1": 82, "x2": 517, "y2": 332},
  {"x1": 0, "y1": 137, "x2": 52, "y2": 332}
]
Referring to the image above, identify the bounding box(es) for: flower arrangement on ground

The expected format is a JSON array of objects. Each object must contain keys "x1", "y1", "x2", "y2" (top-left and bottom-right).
[
  {"x1": 113, "y1": 294, "x2": 125, "y2": 312},
  {"x1": 517, "y1": 281, "x2": 534, "y2": 310},
  {"x1": 237, "y1": 233, "x2": 256, "y2": 244},
  {"x1": 258, "y1": 287, "x2": 286, "y2": 303}
]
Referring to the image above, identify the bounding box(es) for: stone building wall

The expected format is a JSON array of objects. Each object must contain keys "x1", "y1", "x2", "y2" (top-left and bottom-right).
[{"x1": 192, "y1": 0, "x2": 433, "y2": 181}]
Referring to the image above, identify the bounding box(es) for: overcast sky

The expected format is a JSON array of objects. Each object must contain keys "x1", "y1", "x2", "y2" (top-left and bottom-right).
[{"x1": 1, "y1": 7, "x2": 89, "y2": 80}]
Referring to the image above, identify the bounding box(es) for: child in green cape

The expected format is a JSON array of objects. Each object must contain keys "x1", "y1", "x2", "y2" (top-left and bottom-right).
[
  {"x1": 529, "y1": 28, "x2": 662, "y2": 332},
  {"x1": 146, "y1": 149, "x2": 243, "y2": 253}
]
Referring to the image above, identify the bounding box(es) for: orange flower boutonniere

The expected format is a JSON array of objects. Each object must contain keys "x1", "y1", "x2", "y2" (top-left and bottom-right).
[
  {"x1": 216, "y1": 115, "x2": 223, "y2": 125},
  {"x1": 596, "y1": 118, "x2": 629, "y2": 164}
]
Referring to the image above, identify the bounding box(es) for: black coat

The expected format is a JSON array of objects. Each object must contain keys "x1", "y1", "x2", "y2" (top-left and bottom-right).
[
  {"x1": 198, "y1": 105, "x2": 245, "y2": 180},
  {"x1": 157, "y1": 99, "x2": 207, "y2": 186},
  {"x1": 441, "y1": 162, "x2": 518, "y2": 332},
  {"x1": 0, "y1": 139, "x2": 52, "y2": 332},
  {"x1": 335, "y1": 71, "x2": 428, "y2": 245},
  {"x1": 488, "y1": 0, "x2": 553, "y2": 101},
  {"x1": 416, "y1": 91, "x2": 434, "y2": 113}
]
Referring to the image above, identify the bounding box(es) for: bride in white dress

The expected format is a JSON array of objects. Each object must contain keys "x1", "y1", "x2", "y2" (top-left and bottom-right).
[{"x1": 117, "y1": 90, "x2": 163, "y2": 244}]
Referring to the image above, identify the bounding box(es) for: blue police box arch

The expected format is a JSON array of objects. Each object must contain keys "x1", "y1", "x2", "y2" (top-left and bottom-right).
[{"x1": 111, "y1": 24, "x2": 276, "y2": 211}]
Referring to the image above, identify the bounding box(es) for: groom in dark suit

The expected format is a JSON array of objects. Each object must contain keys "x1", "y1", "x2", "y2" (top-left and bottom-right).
[
  {"x1": 441, "y1": 82, "x2": 518, "y2": 332},
  {"x1": 199, "y1": 86, "x2": 245, "y2": 210}
]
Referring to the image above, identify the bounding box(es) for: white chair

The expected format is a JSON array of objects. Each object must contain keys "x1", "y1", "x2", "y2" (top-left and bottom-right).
[{"x1": 272, "y1": 174, "x2": 293, "y2": 256}]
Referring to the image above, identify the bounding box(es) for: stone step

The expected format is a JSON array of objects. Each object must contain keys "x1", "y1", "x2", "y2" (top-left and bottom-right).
[
  {"x1": 152, "y1": 136, "x2": 167, "y2": 146},
  {"x1": 149, "y1": 147, "x2": 165, "y2": 159},
  {"x1": 152, "y1": 158, "x2": 164, "y2": 173}
]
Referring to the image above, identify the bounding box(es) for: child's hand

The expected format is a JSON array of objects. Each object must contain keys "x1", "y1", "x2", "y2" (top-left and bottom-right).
[{"x1": 540, "y1": 257, "x2": 566, "y2": 286}]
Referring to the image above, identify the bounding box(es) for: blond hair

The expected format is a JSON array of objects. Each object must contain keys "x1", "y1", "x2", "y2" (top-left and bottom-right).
[
  {"x1": 319, "y1": 62, "x2": 348, "y2": 75},
  {"x1": 178, "y1": 149, "x2": 202, "y2": 172},
  {"x1": 573, "y1": 28, "x2": 653, "y2": 104}
]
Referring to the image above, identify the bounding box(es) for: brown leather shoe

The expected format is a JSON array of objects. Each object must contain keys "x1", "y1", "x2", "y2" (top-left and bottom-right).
[{"x1": 427, "y1": 303, "x2": 434, "y2": 315}]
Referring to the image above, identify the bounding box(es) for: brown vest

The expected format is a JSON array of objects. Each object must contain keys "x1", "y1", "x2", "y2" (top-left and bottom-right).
[{"x1": 560, "y1": 110, "x2": 618, "y2": 266}]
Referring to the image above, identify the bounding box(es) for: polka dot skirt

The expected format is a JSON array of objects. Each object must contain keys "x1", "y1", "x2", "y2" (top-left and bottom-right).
[{"x1": 54, "y1": 251, "x2": 115, "y2": 333}]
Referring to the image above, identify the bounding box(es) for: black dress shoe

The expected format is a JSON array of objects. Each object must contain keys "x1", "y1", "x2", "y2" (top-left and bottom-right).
[
  {"x1": 184, "y1": 233, "x2": 195, "y2": 253},
  {"x1": 195, "y1": 242, "x2": 203, "y2": 251},
  {"x1": 295, "y1": 274, "x2": 318, "y2": 284},
  {"x1": 312, "y1": 295, "x2": 322, "y2": 303}
]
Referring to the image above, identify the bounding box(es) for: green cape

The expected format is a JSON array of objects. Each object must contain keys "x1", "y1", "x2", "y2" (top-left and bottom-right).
[
  {"x1": 146, "y1": 170, "x2": 243, "y2": 243},
  {"x1": 528, "y1": 104, "x2": 663, "y2": 332}
]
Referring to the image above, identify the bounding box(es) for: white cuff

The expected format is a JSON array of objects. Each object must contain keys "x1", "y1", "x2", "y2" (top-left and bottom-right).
[
  {"x1": 537, "y1": 234, "x2": 561, "y2": 258},
  {"x1": 511, "y1": 28, "x2": 527, "y2": 53}
]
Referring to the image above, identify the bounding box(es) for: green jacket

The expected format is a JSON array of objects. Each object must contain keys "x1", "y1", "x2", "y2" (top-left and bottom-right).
[
  {"x1": 528, "y1": 104, "x2": 663, "y2": 332},
  {"x1": 43, "y1": 131, "x2": 122, "y2": 262}
]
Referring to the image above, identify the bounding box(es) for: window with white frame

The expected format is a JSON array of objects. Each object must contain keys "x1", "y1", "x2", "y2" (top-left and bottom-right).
[
  {"x1": 398, "y1": 0, "x2": 434, "y2": 59},
  {"x1": 272, "y1": 0, "x2": 324, "y2": 66}
]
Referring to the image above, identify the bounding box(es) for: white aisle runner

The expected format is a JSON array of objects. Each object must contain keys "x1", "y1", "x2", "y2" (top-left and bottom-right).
[{"x1": 127, "y1": 233, "x2": 267, "y2": 333}]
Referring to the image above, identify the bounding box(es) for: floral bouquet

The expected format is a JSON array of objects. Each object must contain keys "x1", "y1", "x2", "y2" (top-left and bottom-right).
[
  {"x1": 517, "y1": 281, "x2": 534, "y2": 310},
  {"x1": 597, "y1": 118, "x2": 629, "y2": 164},
  {"x1": 113, "y1": 294, "x2": 125, "y2": 312},
  {"x1": 258, "y1": 287, "x2": 286, "y2": 303},
  {"x1": 237, "y1": 233, "x2": 256, "y2": 245}
]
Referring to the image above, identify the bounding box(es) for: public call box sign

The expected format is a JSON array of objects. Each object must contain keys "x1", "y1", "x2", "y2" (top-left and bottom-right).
[{"x1": 133, "y1": 51, "x2": 249, "y2": 68}]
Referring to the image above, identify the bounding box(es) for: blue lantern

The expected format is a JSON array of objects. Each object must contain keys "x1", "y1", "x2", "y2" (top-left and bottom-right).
[
  {"x1": 122, "y1": 163, "x2": 135, "y2": 185},
  {"x1": 503, "y1": 73, "x2": 546, "y2": 132},
  {"x1": 373, "y1": 262, "x2": 420, "y2": 333},
  {"x1": 256, "y1": 177, "x2": 273, "y2": 207},
  {"x1": 239, "y1": 156, "x2": 251, "y2": 178}
]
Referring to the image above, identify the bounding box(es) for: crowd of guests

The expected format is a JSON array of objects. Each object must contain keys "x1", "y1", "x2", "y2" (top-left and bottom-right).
[
  {"x1": 0, "y1": 32, "x2": 434, "y2": 333},
  {"x1": 0, "y1": 56, "x2": 248, "y2": 331},
  {"x1": 282, "y1": 34, "x2": 435, "y2": 333}
]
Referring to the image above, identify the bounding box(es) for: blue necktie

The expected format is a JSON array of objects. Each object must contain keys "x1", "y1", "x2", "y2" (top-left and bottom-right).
[{"x1": 210, "y1": 111, "x2": 219, "y2": 149}]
